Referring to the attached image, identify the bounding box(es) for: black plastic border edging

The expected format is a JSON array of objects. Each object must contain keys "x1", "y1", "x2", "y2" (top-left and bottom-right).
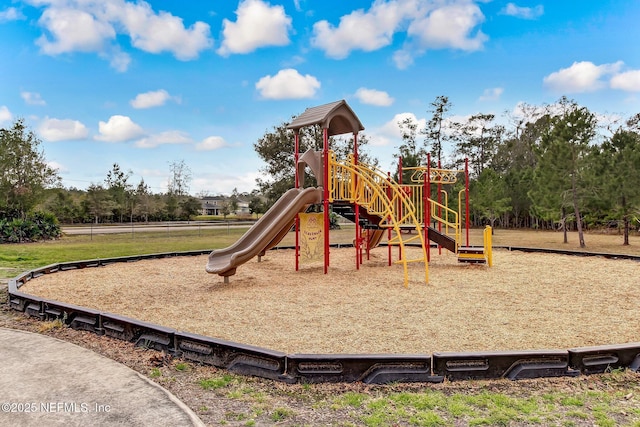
[{"x1": 6, "y1": 246, "x2": 640, "y2": 384}]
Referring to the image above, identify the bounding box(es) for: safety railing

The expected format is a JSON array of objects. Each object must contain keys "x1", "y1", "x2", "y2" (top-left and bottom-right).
[
  {"x1": 328, "y1": 152, "x2": 429, "y2": 286},
  {"x1": 402, "y1": 166, "x2": 463, "y2": 249},
  {"x1": 429, "y1": 198, "x2": 460, "y2": 251},
  {"x1": 388, "y1": 182, "x2": 461, "y2": 251}
]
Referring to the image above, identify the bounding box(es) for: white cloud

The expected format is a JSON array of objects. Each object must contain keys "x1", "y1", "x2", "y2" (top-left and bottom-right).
[
  {"x1": 103, "y1": 47, "x2": 131, "y2": 73},
  {"x1": 130, "y1": 89, "x2": 173, "y2": 109},
  {"x1": 501, "y1": 3, "x2": 544, "y2": 19},
  {"x1": 508, "y1": 101, "x2": 546, "y2": 126},
  {"x1": 0, "y1": 7, "x2": 26, "y2": 22},
  {"x1": 95, "y1": 115, "x2": 145, "y2": 142},
  {"x1": 610, "y1": 70, "x2": 640, "y2": 92},
  {"x1": 192, "y1": 171, "x2": 260, "y2": 196},
  {"x1": 134, "y1": 130, "x2": 192, "y2": 148},
  {"x1": 255, "y1": 68, "x2": 320, "y2": 99},
  {"x1": 282, "y1": 55, "x2": 306, "y2": 67},
  {"x1": 543, "y1": 61, "x2": 624, "y2": 93},
  {"x1": 217, "y1": 0, "x2": 292, "y2": 56},
  {"x1": 36, "y1": 7, "x2": 115, "y2": 55},
  {"x1": 479, "y1": 87, "x2": 503, "y2": 101},
  {"x1": 0, "y1": 106, "x2": 13, "y2": 123},
  {"x1": 354, "y1": 88, "x2": 394, "y2": 106},
  {"x1": 115, "y1": 1, "x2": 212, "y2": 60},
  {"x1": 372, "y1": 112, "x2": 426, "y2": 147},
  {"x1": 407, "y1": 2, "x2": 487, "y2": 51},
  {"x1": 21, "y1": 91, "x2": 47, "y2": 106},
  {"x1": 47, "y1": 160, "x2": 68, "y2": 173},
  {"x1": 39, "y1": 117, "x2": 89, "y2": 141},
  {"x1": 311, "y1": 0, "x2": 488, "y2": 64},
  {"x1": 596, "y1": 112, "x2": 625, "y2": 129},
  {"x1": 311, "y1": 0, "x2": 406, "y2": 59},
  {"x1": 140, "y1": 168, "x2": 166, "y2": 178},
  {"x1": 28, "y1": 0, "x2": 213, "y2": 70},
  {"x1": 196, "y1": 136, "x2": 230, "y2": 151},
  {"x1": 392, "y1": 49, "x2": 414, "y2": 70}
]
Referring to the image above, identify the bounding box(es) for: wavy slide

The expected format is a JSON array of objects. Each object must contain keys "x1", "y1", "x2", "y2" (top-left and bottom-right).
[{"x1": 206, "y1": 187, "x2": 323, "y2": 278}]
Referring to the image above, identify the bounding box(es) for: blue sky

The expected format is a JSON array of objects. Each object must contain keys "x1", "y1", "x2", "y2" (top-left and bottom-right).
[{"x1": 1, "y1": 0, "x2": 639, "y2": 196}]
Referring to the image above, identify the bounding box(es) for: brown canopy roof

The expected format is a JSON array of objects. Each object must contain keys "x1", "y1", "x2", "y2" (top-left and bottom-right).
[{"x1": 287, "y1": 99, "x2": 364, "y2": 136}]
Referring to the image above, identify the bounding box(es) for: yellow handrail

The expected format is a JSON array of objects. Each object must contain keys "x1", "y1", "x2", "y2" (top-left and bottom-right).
[
  {"x1": 328, "y1": 152, "x2": 428, "y2": 286},
  {"x1": 429, "y1": 198, "x2": 460, "y2": 252},
  {"x1": 484, "y1": 226, "x2": 493, "y2": 267},
  {"x1": 458, "y1": 189, "x2": 465, "y2": 232},
  {"x1": 388, "y1": 183, "x2": 461, "y2": 249}
]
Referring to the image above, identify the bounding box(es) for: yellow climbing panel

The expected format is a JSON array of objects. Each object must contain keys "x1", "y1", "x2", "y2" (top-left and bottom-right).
[{"x1": 405, "y1": 166, "x2": 460, "y2": 185}]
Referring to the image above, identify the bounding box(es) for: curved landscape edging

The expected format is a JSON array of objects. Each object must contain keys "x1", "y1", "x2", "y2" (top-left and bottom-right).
[{"x1": 6, "y1": 246, "x2": 640, "y2": 384}]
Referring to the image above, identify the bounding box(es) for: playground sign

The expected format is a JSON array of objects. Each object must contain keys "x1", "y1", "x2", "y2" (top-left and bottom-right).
[{"x1": 299, "y1": 212, "x2": 324, "y2": 263}]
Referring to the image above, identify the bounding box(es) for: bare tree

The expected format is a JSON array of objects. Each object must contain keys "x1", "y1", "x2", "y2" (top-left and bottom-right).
[{"x1": 167, "y1": 160, "x2": 192, "y2": 196}]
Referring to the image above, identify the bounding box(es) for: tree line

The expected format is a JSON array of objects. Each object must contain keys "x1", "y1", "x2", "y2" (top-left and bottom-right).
[
  {"x1": 0, "y1": 120, "x2": 207, "y2": 234},
  {"x1": 43, "y1": 163, "x2": 203, "y2": 225},
  {"x1": 3, "y1": 94, "x2": 639, "y2": 247},
  {"x1": 0, "y1": 119, "x2": 267, "y2": 234}
]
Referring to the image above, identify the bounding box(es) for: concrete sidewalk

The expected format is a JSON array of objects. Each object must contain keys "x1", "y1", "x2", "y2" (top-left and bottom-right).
[{"x1": 0, "y1": 328, "x2": 204, "y2": 427}]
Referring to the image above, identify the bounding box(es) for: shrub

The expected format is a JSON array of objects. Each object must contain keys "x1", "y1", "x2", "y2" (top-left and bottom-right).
[{"x1": 0, "y1": 211, "x2": 61, "y2": 243}]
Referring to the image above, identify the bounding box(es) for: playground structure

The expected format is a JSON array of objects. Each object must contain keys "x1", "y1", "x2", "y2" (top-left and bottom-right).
[{"x1": 206, "y1": 100, "x2": 492, "y2": 286}]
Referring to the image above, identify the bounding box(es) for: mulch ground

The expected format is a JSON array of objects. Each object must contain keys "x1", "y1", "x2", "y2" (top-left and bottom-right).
[{"x1": 21, "y1": 247, "x2": 640, "y2": 354}]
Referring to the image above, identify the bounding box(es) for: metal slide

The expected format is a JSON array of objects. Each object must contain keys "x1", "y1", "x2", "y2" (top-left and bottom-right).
[{"x1": 206, "y1": 187, "x2": 322, "y2": 278}]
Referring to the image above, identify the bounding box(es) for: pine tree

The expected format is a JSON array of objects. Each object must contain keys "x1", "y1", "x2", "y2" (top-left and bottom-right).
[
  {"x1": 423, "y1": 95, "x2": 452, "y2": 165},
  {"x1": 471, "y1": 168, "x2": 512, "y2": 231},
  {"x1": 452, "y1": 113, "x2": 504, "y2": 178},
  {"x1": 597, "y1": 127, "x2": 640, "y2": 244},
  {"x1": 530, "y1": 100, "x2": 596, "y2": 247},
  {"x1": 105, "y1": 163, "x2": 132, "y2": 223}
]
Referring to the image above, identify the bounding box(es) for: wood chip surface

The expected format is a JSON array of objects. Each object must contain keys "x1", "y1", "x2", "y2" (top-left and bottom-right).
[{"x1": 23, "y1": 248, "x2": 640, "y2": 354}]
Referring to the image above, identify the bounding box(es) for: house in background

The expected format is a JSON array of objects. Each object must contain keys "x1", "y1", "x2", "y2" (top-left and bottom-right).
[{"x1": 200, "y1": 196, "x2": 250, "y2": 216}]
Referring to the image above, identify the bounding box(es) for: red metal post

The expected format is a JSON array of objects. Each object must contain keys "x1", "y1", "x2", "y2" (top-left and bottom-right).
[
  {"x1": 397, "y1": 156, "x2": 402, "y2": 259},
  {"x1": 323, "y1": 127, "x2": 330, "y2": 273},
  {"x1": 438, "y1": 159, "x2": 442, "y2": 255},
  {"x1": 422, "y1": 157, "x2": 428, "y2": 229},
  {"x1": 354, "y1": 132, "x2": 360, "y2": 270},
  {"x1": 295, "y1": 131, "x2": 300, "y2": 271},
  {"x1": 387, "y1": 172, "x2": 392, "y2": 266},
  {"x1": 465, "y1": 157, "x2": 470, "y2": 246},
  {"x1": 426, "y1": 154, "x2": 431, "y2": 262}
]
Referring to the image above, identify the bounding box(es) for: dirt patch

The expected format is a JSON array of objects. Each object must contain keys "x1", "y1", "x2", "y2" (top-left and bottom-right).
[{"x1": 21, "y1": 247, "x2": 640, "y2": 354}]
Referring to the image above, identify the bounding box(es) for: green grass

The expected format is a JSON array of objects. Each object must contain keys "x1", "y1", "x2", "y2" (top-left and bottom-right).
[
  {"x1": 174, "y1": 362, "x2": 189, "y2": 372},
  {"x1": 347, "y1": 385, "x2": 639, "y2": 427},
  {"x1": 0, "y1": 224, "x2": 365, "y2": 279},
  {"x1": 0, "y1": 227, "x2": 250, "y2": 279},
  {"x1": 335, "y1": 391, "x2": 369, "y2": 408},
  {"x1": 269, "y1": 407, "x2": 295, "y2": 422},
  {"x1": 199, "y1": 374, "x2": 236, "y2": 390}
]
